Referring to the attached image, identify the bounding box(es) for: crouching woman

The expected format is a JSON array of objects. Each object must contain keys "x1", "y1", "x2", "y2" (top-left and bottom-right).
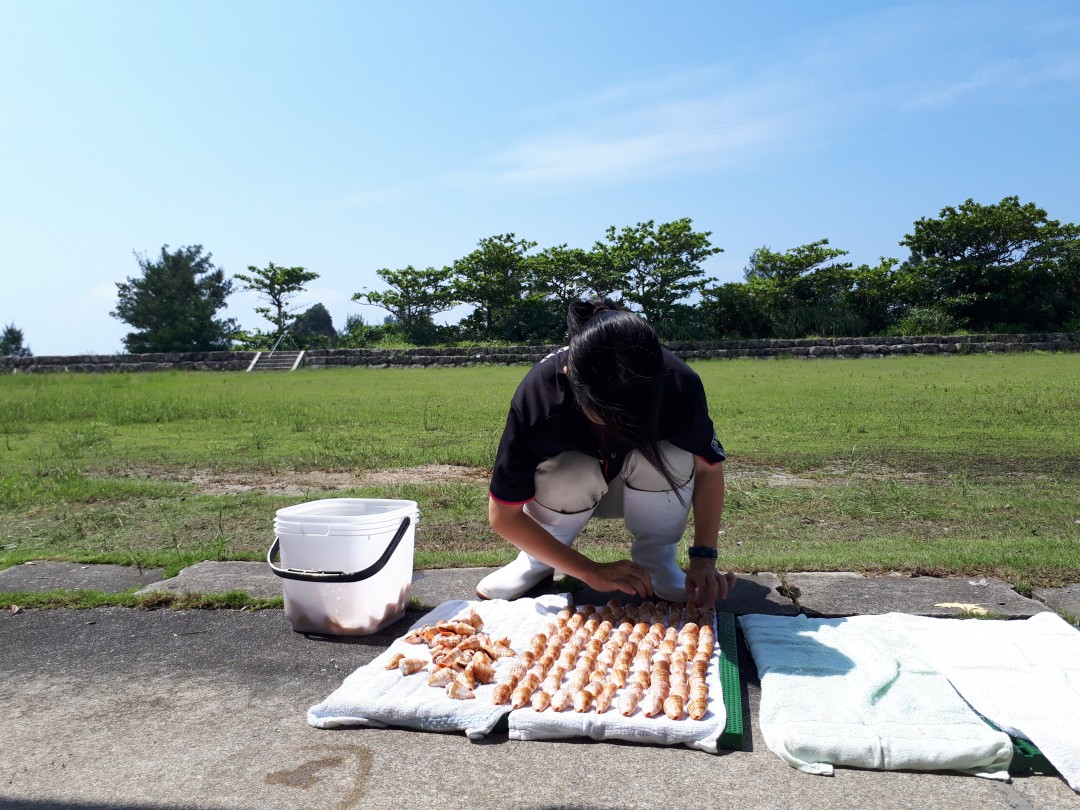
[{"x1": 476, "y1": 299, "x2": 735, "y2": 607}]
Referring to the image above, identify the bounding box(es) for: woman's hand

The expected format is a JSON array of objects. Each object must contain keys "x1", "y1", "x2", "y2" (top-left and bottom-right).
[
  {"x1": 685, "y1": 558, "x2": 737, "y2": 606},
  {"x1": 581, "y1": 559, "x2": 653, "y2": 599}
]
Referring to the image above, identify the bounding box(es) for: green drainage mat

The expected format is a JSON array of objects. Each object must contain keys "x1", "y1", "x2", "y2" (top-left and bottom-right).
[
  {"x1": 982, "y1": 720, "x2": 1055, "y2": 775},
  {"x1": 1011, "y1": 737, "x2": 1055, "y2": 775},
  {"x1": 716, "y1": 611, "x2": 744, "y2": 751}
]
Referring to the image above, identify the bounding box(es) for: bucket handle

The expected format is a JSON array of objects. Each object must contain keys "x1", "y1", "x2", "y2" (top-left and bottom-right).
[{"x1": 267, "y1": 516, "x2": 411, "y2": 583}]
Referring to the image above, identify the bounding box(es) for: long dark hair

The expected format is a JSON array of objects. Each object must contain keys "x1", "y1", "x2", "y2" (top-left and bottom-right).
[{"x1": 566, "y1": 299, "x2": 684, "y2": 498}]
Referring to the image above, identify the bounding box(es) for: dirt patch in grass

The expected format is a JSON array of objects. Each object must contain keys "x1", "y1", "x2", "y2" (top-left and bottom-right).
[
  {"x1": 106, "y1": 460, "x2": 940, "y2": 496},
  {"x1": 110, "y1": 464, "x2": 491, "y2": 495}
]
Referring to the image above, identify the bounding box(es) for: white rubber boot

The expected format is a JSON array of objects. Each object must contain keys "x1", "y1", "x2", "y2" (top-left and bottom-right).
[
  {"x1": 475, "y1": 502, "x2": 593, "y2": 600},
  {"x1": 624, "y1": 482, "x2": 694, "y2": 602}
]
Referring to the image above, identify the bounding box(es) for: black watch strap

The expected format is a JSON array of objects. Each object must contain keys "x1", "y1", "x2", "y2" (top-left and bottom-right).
[{"x1": 688, "y1": 546, "x2": 719, "y2": 560}]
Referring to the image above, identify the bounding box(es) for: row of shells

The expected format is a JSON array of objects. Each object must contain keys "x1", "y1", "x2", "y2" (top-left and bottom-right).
[{"x1": 493, "y1": 599, "x2": 717, "y2": 721}]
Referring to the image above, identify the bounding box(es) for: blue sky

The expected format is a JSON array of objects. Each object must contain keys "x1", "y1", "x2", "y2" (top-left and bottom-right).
[{"x1": 2, "y1": 0, "x2": 1078, "y2": 356}]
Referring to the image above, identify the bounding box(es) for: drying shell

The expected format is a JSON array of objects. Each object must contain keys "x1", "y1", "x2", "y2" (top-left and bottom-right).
[
  {"x1": 511, "y1": 682, "x2": 537, "y2": 709},
  {"x1": 491, "y1": 638, "x2": 516, "y2": 658},
  {"x1": 507, "y1": 659, "x2": 530, "y2": 682},
  {"x1": 531, "y1": 690, "x2": 552, "y2": 712},
  {"x1": 687, "y1": 695, "x2": 708, "y2": 720},
  {"x1": 527, "y1": 634, "x2": 548, "y2": 658},
  {"x1": 427, "y1": 667, "x2": 455, "y2": 687},
  {"x1": 446, "y1": 679, "x2": 475, "y2": 700},
  {"x1": 385, "y1": 652, "x2": 406, "y2": 670},
  {"x1": 466, "y1": 608, "x2": 484, "y2": 630},
  {"x1": 491, "y1": 682, "x2": 514, "y2": 705},
  {"x1": 594, "y1": 681, "x2": 619, "y2": 714},
  {"x1": 618, "y1": 685, "x2": 644, "y2": 717},
  {"x1": 572, "y1": 690, "x2": 594, "y2": 713},
  {"x1": 663, "y1": 694, "x2": 685, "y2": 720},
  {"x1": 641, "y1": 691, "x2": 665, "y2": 718},
  {"x1": 550, "y1": 689, "x2": 573, "y2": 712},
  {"x1": 541, "y1": 675, "x2": 562, "y2": 695},
  {"x1": 441, "y1": 621, "x2": 478, "y2": 636},
  {"x1": 399, "y1": 658, "x2": 427, "y2": 676},
  {"x1": 610, "y1": 664, "x2": 629, "y2": 688},
  {"x1": 466, "y1": 658, "x2": 496, "y2": 685}
]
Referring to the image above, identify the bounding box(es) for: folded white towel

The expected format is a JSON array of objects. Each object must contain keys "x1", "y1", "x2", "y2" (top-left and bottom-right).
[
  {"x1": 907, "y1": 611, "x2": 1080, "y2": 792},
  {"x1": 739, "y1": 613, "x2": 1014, "y2": 779}
]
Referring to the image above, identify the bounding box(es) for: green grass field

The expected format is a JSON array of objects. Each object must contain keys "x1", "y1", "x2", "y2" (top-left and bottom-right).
[{"x1": 1, "y1": 353, "x2": 1077, "y2": 592}]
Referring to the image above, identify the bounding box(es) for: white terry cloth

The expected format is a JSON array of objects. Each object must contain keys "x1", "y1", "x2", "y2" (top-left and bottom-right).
[
  {"x1": 739, "y1": 613, "x2": 1014, "y2": 780},
  {"x1": 507, "y1": 616, "x2": 728, "y2": 754},
  {"x1": 906, "y1": 611, "x2": 1080, "y2": 792},
  {"x1": 307, "y1": 594, "x2": 568, "y2": 739}
]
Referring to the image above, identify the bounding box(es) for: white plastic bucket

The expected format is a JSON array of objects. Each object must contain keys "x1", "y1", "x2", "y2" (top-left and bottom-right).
[{"x1": 267, "y1": 498, "x2": 419, "y2": 636}]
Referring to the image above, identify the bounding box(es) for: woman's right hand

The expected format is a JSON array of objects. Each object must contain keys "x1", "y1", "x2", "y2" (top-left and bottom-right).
[{"x1": 582, "y1": 559, "x2": 653, "y2": 598}]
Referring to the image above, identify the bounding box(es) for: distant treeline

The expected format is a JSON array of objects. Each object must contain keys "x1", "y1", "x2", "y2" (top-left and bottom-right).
[
  {"x1": 338, "y1": 195, "x2": 1080, "y2": 348},
  {"x1": 33, "y1": 195, "x2": 1073, "y2": 358}
]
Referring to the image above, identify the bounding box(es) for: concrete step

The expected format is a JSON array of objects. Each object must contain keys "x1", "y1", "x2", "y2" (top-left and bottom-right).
[{"x1": 248, "y1": 351, "x2": 304, "y2": 371}]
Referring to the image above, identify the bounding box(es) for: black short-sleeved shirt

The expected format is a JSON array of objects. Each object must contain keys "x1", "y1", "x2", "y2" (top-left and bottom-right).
[{"x1": 489, "y1": 347, "x2": 725, "y2": 504}]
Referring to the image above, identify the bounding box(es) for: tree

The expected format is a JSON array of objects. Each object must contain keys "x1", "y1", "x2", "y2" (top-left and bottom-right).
[
  {"x1": 594, "y1": 218, "x2": 722, "y2": 336},
  {"x1": 0, "y1": 323, "x2": 32, "y2": 357},
  {"x1": 898, "y1": 196, "x2": 1080, "y2": 331},
  {"x1": 235, "y1": 262, "x2": 319, "y2": 343},
  {"x1": 528, "y1": 244, "x2": 624, "y2": 309},
  {"x1": 451, "y1": 234, "x2": 542, "y2": 341},
  {"x1": 353, "y1": 265, "x2": 457, "y2": 345},
  {"x1": 112, "y1": 245, "x2": 236, "y2": 353},
  {"x1": 290, "y1": 303, "x2": 337, "y2": 348},
  {"x1": 698, "y1": 282, "x2": 773, "y2": 339},
  {"x1": 737, "y1": 239, "x2": 900, "y2": 337}
]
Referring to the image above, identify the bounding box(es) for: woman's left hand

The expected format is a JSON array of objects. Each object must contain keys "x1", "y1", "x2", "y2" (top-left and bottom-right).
[{"x1": 685, "y1": 559, "x2": 737, "y2": 606}]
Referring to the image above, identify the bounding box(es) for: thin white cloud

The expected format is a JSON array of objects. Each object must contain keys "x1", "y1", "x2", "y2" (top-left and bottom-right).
[
  {"x1": 344, "y1": 2, "x2": 1080, "y2": 197},
  {"x1": 452, "y1": 77, "x2": 811, "y2": 188},
  {"x1": 905, "y1": 53, "x2": 1080, "y2": 109}
]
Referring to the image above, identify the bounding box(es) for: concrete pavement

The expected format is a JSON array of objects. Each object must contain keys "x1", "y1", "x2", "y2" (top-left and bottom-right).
[{"x1": 2, "y1": 561, "x2": 1079, "y2": 809}]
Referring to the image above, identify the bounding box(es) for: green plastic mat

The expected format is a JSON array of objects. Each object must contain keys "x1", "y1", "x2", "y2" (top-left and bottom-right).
[
  {"x1": 1011, "y1": 737, "x2": 1055, "y2": 775},
  {"x1": 716, "y1": 611, "x2": 744, "y2": 751}
]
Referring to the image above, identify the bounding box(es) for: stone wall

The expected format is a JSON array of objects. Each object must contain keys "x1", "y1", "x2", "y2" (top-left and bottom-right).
[
  {"x1": 3, "y1": 334, "x2": 1077, "y2": 373},
  {"x1": 0, "y1": 350, "x2": 256, "y2": 374}
]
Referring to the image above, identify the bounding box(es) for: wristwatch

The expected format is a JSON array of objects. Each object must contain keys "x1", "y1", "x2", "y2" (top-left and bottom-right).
[{"x1": 687, "y1": 546, "x2": 718, "y2": 560}]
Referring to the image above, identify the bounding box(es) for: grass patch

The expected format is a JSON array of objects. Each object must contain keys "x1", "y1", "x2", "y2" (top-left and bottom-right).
[
  {"x1": 1, "y1": 354, "x2": 1077, "y2": 587},
  {"x1": 0, "y1": 588, "x2": 283, "y2": 611}
]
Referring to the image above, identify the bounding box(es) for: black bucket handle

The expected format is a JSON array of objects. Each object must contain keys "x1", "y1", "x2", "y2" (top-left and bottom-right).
[{"x1": 267, "y1": 515, "x2": 411, "y2": 583}]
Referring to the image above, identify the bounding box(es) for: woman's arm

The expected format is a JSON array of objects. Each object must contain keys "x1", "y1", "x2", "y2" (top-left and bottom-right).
[
  {"x1": 488, "y1": 497, "x2": 653, "y2": 597},
  {"x1": 686, "y1": 458, "x2": 736, "y2": 605}
]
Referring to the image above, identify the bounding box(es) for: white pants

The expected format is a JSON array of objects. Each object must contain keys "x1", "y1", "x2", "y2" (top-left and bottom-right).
[
  {"x1": 476, "y1": 441, "x2": 697, "y2": 600},
  {"x1": 527, "y1": 441, "x2": 695, "y2": 530}
]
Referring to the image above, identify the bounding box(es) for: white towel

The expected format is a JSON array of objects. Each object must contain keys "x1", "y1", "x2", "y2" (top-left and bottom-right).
[
  {"x1": 739, "y1": 613, "x2": 1014, "y2": 779},
  {"x1": 906, "y1": 611, "x2": 1080, "y2": 792},
  {"x1": 309, "y1": 594, "x2": 728, "y2": 752},
  {"x1": 307, "y1": 594, "x2": 567, "y2": 739}
]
